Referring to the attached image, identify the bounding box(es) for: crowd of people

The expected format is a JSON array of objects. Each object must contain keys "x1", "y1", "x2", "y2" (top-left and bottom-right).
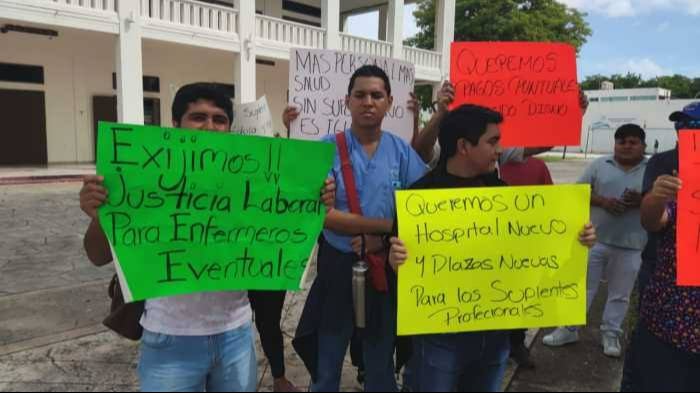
[{"x1": 79, "y1": 65, "x2": 700, "y2": 392}]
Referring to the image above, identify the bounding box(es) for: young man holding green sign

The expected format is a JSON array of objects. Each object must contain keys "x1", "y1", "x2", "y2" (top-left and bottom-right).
[
  {"x1": 387, "y1": 104, "x2": 597, "y2": 392},
  {"x1": 80, "y1": 83, "x2": 335, "y2": 392}
]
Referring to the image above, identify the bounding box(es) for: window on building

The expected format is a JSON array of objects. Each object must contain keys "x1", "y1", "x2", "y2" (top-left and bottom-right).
[
  {"x1": 601, "y1": 97, "x2": 629, "y2": 102},
  {"x1": 630, "y1": 96, "x2": 657, "y2": 101},
  {"x1": 186, "y1": 0, "x2": 233, "y2": 8},
  {"x1": 112, "y1": 73, "x2": 161, "y2": 93},
  {"x1": 282, "y1": 16, "x2": 322, "y2": 27},
  {"x1": 0, "y1": 63, "x2": 44, "y2": 84},
  {"x1": 282, "y1": 1, "x2": 322, "y2": 18}
]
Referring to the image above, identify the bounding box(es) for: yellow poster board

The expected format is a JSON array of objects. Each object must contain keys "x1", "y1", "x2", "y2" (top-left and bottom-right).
[{"x1": 396, "y1": 185, "x2": 591, "y2": 336}]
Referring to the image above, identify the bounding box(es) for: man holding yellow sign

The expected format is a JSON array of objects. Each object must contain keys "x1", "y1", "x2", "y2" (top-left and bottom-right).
[{"x1": 389, "y1": 104, "x2": 597, "y2": 392}]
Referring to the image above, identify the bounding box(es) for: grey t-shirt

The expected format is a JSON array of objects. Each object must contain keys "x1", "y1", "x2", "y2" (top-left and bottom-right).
[
  {"x1": 578, "y1": 156, "x2": 649, "y2": 250},
  {"x1": 141, "y1": 292, "x2": 252, "y2": 336}
]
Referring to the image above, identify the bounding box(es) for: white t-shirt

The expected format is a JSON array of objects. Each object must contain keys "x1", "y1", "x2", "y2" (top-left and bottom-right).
[{"x1": 140, "y1": 292, "x2": 252, "y2": 336}]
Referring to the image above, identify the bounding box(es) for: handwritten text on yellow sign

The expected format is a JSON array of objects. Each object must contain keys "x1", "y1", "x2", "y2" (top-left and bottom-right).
[{"x1": 396, "y1": 185, "x2": 591, "y2": 336}]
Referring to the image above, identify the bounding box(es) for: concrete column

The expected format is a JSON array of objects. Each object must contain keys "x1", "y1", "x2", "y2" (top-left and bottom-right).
[
  {"x1": 435, "y1": 0, "x2": 455, "y2": 79},
  {"x1": 322, "y1": 0, "x2": 341, "y2": 49},
  {"x1": 115, "y1": 0, "x2": 144, "y2": 124},
  {"x1": 387, "y1": 0, "x2": 404, "y2": 59},
  {"x1": 235, "y1": 0, "x2": 257, "y2": 103},
  {"x1": 378, "y1": 5, "x2": 388, "y2": 41}
]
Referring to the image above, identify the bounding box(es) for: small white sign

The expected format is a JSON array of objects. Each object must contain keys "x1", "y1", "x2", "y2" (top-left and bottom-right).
[
  {"x1": 289, "y1": 48, "x2": 416, "y2": 142},
  {"x1": 232, "y1": 96, "x2": 275, "y2": 137}
]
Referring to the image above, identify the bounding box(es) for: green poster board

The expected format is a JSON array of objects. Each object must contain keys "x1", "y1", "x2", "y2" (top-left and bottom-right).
[{"x1": 96, "y1": 122, "x2": 334, "y2": 302}]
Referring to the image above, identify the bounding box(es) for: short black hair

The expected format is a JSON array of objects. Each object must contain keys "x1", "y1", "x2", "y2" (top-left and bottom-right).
[
  {"x1": 172, "y1": 83, "x2": 233, "y2": 125},
  {"x1": 615, "y1": 124, "x2": 646, "y2": 144},
  {"x1": 438, "y1": 104, "x2": 503, "y2": 161},
  {"x1": 347, "y1": 65, "x2": 392, "y2": 97}
]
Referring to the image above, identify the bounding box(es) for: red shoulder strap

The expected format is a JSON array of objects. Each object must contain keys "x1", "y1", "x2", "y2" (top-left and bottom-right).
[
  {"x1": 336, "y1": 132, "x2": 363, "y2": 215},
  {"x1": 335, "y1": 131, "x2": 389, "y2": 292}
]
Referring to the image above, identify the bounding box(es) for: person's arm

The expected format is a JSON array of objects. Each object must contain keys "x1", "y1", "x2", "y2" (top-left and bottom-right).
[
  {"x1": 283, "y1": 105, "x2": 299, "y2": 131},
  {"x1": 499, "y1": 148, "x2": 526, "y2": 165},
  {"x1": 641, "y1": 155, "x2": 664, "y2": 196},
  {"x1": 581, "y1": 161, "x2": 626, "y2": 215},
  {"x1": 641, "y1": 195, "x2": 669, "y2": 233},
  {"x1": 592, "y1": 193, "x2": 627, "y2": 216},
  {"x1": 321, "y1": 178, "x2": 336, "y2": 213},
  {"x1": 579, "y1": 161, "x2": 622, "y2": 215},
  {"x1": 622, "y1": 189, "x2": 643, "y2": 209},
  {"x1": 84, "y1": 219, "x2": 112, "y2": 266},
  {"x1": 413, "y1": 110, "x2": 446, "y2": 163},
  {"x1": 524, "y1": 147, "x2": 553, "y2": 157},
  {"x1": 324, "y1": 209, "x2": 394, "y2": 236},
  {"x1": 407, "y1": 93, "x2": 420, "y2": 144},
  {"x1": 500, "y1": 147, "x2": 553, "y2": 165},
  {"x1": 388, "y1": 237, "x2": 408, "y2": 272},
  {"x1": 79, "y1": 176, "x2": 113, "y2": 266},
  {"x1": 578, "y1": 223, "x2": 597, "y2": 248},
  {"x1": 541, "y1": 162, "x2": 554, "y2": 185},
  {"x1": 590, "y1": 193, "x2": 608, "y2": 208},
  {"x1": 641, "y1": 174, "x2": 681, "y2": 232},
  {"x1": 412, "y1": 81, "x2": 454, "y2": 164}
]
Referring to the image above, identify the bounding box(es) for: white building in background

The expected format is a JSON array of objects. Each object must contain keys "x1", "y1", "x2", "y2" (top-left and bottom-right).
[
  {"x1": 579, "y1": 86, "x2": 695, "y2": 154},
  {"x1": 0, "y1": 0, "x2": 455, "y2": 165},
  {"x1": 586, "y1": 87, "x2": 672, "y2": 103}
]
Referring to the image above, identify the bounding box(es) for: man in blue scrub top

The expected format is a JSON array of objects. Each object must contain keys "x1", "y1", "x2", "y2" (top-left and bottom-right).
[{"x1": 292, "y1": 65, "x2": 427, "y2": 392}]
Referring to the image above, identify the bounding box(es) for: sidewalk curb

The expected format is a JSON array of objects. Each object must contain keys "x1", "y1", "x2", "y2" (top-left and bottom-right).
[
  {"x1": 0, "y1": 324, "x2": 108, "y2": 357},
  {"x1": 0, "y1": 175, "x2": 85, "y2": 186}
]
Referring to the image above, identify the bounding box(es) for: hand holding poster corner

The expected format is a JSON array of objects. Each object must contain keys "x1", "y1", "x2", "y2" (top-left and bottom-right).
[
  {"x1": 96, "y1": 122, "x2": 334, "y2": 302},
  {"x1": 395, "y1": 185, "x2": 591, "y2": 336},
  {"x1": 232, "y1": 96, "x2": 275, "y2": 138},
  {"x1": 451, "y1": 42, "x2": 582, "y2": 147},
  {"x1": 677, "y1": 131, "x2": 700, "y2": 286},
  {"x1": 289, "y1": 48, "x2": 416, "y2": 142}
]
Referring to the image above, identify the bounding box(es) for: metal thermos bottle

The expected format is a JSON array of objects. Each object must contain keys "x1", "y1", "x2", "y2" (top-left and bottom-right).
[
  {"x1": 352, "y1": 260, "x2": 368, "y2": 329},
  {"x1": 352, "y1": 236, "x2": 369, "y2": 329}
]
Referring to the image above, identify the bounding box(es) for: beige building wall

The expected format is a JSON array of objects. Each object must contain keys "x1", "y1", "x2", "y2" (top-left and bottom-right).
[
  {"x1": 0, "y1": 26, "x2": 115, "y2": 164},
  {"x1": 0, "y1": 23, "x2": 293, "y2": 164}
]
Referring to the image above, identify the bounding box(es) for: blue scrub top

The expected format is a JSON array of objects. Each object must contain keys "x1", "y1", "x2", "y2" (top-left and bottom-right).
[{"x1": 322, "y1": 129, "x2": 428, "y2": 252}]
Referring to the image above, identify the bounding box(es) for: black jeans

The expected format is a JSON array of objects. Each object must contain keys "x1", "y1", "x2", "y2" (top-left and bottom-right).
[
  {"x1": 249, "y1": 290, "x2": 287, "y2": 379},
  {"x1": 623, "y1": 323, "x2": 700, "y2": 392},
  {"x1": 509, "y1": 329, "x2": 527, "y2": 349}
]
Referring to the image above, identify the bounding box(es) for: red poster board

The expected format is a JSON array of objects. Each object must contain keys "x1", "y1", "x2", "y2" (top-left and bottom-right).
[
  {"x1": 451, "y1": 42, "x2": 582, "y2": 147},
  {"x1": 678, "y1": 130, "x2": 700, "y2": 286}
]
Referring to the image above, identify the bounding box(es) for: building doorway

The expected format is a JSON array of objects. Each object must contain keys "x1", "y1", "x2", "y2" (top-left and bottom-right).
[{"x1": 0, "y1": 89, "x2": 48, "y2": 166}]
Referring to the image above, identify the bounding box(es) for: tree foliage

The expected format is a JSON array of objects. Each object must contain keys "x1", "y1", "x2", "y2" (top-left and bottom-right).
[
  {"x1": 406, "y1": 0, "x2": 592, "y2": 52},
  {"x1": 581, "y1": 73, "x2": 700, "y2": 98},
  {"x1": 407, "y1": 0, "x2": 593, "y2": 109}
]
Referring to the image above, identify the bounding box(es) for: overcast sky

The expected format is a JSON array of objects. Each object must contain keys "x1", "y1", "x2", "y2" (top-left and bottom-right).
[{"x1": 346, "y1": 1, "x2": 700, "y2": 79}]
